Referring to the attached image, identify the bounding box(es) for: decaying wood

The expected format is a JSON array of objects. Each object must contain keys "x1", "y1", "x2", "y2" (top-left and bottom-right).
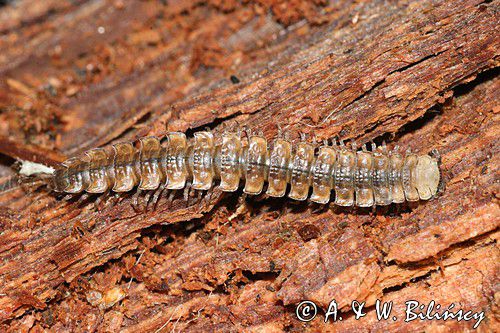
[{"x1": 0, "y1": 0, "x2": 498, "y2": 331}]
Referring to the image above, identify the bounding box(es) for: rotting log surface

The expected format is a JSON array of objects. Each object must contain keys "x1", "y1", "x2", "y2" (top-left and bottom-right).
[{"x1": 0, "y1": 0, "x2": 498, "y2": 331}]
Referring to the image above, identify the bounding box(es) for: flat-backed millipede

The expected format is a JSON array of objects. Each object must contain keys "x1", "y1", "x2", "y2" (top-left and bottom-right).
[{"x1": 39, "y1": 130, "x2": 441, "y2": 208}]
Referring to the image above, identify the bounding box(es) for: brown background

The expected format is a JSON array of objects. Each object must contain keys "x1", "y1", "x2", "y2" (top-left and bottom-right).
[{"x1": 0, "y1": 0, "x2": 498, "y2": 331}]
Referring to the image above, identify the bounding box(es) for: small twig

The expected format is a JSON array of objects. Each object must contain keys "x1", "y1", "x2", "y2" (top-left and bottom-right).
[
  {"x1": 170, "y1": 313, "x2": 182, "y2": 333},
  {"x1": 174, "y1": 291, "x2": 213, "y2": 332},
  {"x1": 155, "y1": 303, "x2": 182, "y2": 333},
  {"x1": 127, "y1": 249, "x2": 146, "y2": 290}
]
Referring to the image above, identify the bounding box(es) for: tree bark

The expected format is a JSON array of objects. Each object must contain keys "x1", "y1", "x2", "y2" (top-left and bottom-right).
[{"x1": 0, "y1": 0, "x2": 498, "y2": 331}]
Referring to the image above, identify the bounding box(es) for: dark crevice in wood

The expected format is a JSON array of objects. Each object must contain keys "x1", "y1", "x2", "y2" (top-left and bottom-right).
[
  {"x1": 452, "y1": 66, "x2": 499, "y2": 98},
  {"x1": 369, "y1": 65, "x2": 499, "y2": 150},
  {"x1": 0, "y1": 0, "x2": 13, "y2": 8},
  {"x1": 184, "y1": 111, "x2": 244, "y2": 138}
]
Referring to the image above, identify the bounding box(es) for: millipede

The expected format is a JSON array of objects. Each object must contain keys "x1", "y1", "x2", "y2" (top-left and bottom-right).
[{"x1": 21, "y1": 129, "x2": 442, "y2": 209}]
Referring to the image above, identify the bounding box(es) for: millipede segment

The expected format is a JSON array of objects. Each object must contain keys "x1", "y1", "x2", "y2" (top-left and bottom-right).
[{"x1": 51, "y1": 131, "x2": 441, "y2": 207}]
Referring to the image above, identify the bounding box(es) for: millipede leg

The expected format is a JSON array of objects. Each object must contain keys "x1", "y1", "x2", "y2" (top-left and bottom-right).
[
  {"x1": 166, "y1": 190, "x2": 175, "y2": 209},
  {"x1": 151, "y1": 184, "x2": 166, "y2": 210},
  {"x1": 311, "y1": 202, "x2": 325, "y2": 214},
  {"x1": 62, "y1": 194, "x2": 74, "y2": 202},
  {"x1": 94, "y1": 193, "x2": 103, "y2": 211},
  {"x1": 284, "y1": 129, "x2": 291, "y2": 141},
  {"x1": 227, "y1": 192, "x2": 250, "y2": 221},
  {"x1": 381, "y1": 141, "x2": 388, "y2": 153},
  {"x1": 235, "y1": 123, "x2": 242, "y2": 137},
  {"x1": 131, "y1": 189, "x2": 143, "y2": 212},
  {"x1": 277, "y1": 124, "x2": 283, "y2": 138},
  {"x1": 111, "y1": 192, "x2": 121, "y2": 206},
  {"x1": 94, "y1": 190, "x2": 110, "y2": 211},
  {"x1": 76, "y1": 193, "x2": 91, "y2": 207},
  {"x1": 430, "y1": 148, "x2": 441, "y2": 163},
  {"x1": 241, "y1": 125, "x2": 250, "y2": 139},
  {"x1": 144, "y1": 190, "x2": 154, "y2": 212},
  {"x1": 183, "y1": 181, "x2": 192, "y2": 206},
  {"x1": 312, "y1": 133, "x2": 319, "y2": 144},
  {"x1": 188, "y1": 186, "x2": 200, "y2": 206},
  {"x1": 192, "y1": 189, "x2": 202, "y2": 206},
  {"x1": 237, "y1": 192, "x2": 248, "y2": 208},
  {"x1": 203, "y1": 187, "x2": 218, "y2": 207}
]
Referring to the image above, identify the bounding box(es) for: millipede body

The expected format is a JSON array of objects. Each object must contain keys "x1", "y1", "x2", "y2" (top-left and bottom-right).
[{"x1": 50, "y1": 131, "x2": 441, "y2": 207}]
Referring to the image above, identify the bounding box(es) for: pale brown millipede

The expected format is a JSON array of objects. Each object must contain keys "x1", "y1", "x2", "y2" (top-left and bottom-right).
[{"x1": 34, "y1": 130, "x2": 442, "y2": 209}]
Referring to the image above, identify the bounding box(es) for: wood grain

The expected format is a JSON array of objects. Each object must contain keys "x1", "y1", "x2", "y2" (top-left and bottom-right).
[{"x1": 0, "y1": 0, "x2": 498, "y2": 331}]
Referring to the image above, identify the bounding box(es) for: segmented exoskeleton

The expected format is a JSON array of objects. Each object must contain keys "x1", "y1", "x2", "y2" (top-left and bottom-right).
[{"x1": 47, "y1": 130, "x2": 441, "y2": 208}]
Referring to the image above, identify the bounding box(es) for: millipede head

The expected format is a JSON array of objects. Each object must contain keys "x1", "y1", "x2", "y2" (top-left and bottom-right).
[{"x1": 52, "y1": 167, "x2": 69, "y2": 192}]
